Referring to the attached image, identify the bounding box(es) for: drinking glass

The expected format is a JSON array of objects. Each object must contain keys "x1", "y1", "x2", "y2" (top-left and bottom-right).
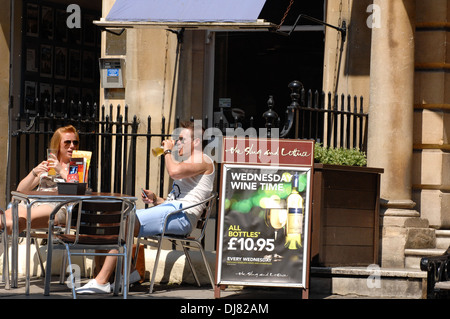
[
  {"x1": 152, "y1": 144, "x2": 177, "y2": 157},
  {"x1": 152, "y1": 146, "x2": 164, "y2": 157},
  {"x1": 47, "y1": 149, "x2": 57, "y2": 176}
]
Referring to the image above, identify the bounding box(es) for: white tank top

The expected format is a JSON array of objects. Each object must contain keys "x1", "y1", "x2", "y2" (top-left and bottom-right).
[{"x1": 170, "y1": 154, "x2": 215, "y2": 226}]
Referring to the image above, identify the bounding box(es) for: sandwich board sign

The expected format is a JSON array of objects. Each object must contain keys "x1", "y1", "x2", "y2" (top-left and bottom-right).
[{"x1": 215, "y1": 137, "x2": 314, "y2": 299}]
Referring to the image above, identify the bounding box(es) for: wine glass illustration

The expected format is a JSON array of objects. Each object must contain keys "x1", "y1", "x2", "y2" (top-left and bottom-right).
[
  {"x1": 262, "y1": 195, "x2": 287, "y2": 240},
  {"x1": 267, "y1": 208, "x2": 287, "y2": 240}
]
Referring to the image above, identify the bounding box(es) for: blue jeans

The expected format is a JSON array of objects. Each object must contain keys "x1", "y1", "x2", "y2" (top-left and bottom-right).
[{"x1": 136, "y1": 201, "x2": 192, "y2": 237}]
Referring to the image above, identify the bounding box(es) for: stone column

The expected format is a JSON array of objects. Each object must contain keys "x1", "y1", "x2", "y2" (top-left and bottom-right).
[
  {"x1": 367, "y1": 0, "x2": 432, "y2": 267},
  {"x1": 368, "y1": 0, "x2": 415, "y2": 202}
]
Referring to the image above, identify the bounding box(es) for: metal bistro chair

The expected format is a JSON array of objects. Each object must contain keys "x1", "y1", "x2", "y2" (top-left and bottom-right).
[
  {"x1": 135, "y1": 192, "x2": 217, "y2": 293},
  {"x1": 43, "y1": 196, "x2": 136, "y2": 299},
  {"x1": 0, "y1": 207, "x2": 10, "y2": 290}
]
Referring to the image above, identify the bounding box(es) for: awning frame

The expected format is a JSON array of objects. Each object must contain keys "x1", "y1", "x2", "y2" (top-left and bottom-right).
[
  {"x1": 93, "y1": 18, "x2": 277, "y2": 33},
  {"x1": 276, "y1": 14, "x2": 347, "y2": 42}
]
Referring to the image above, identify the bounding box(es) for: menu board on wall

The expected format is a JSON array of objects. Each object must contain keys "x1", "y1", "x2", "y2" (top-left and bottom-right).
[{"x1": 215, "y1": 137, "x2": 314, "y2": 294}]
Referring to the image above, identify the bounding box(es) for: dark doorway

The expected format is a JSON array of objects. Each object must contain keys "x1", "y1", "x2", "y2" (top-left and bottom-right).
[{"x1": 213, "y1": 0, "x2": 325, "y2": 130}]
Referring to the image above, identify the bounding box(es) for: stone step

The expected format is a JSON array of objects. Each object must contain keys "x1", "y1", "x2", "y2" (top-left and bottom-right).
[
  {"x1": 404, "y1": 248, "x2": 447, "y2": 269},
  {"x1": 310, "y1": 266, "x2": 426, "y2": 298},
  {"x1": 436, "y1": 230, "x2": 450, "y2": 249}
]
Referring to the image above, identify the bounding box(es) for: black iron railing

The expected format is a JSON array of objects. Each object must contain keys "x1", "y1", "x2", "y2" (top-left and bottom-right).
[
  {"x1": 301, "y1": 91, "x2": 367, "y2": 151},
  {"x1": 421, "y1": 249, "x2": 450, "y2": 299},
  {"x1": 11, "y1": 103, "x2": 159, "y2": 199},
  {"x1": 10, "y1": 102, "x2": 213, "y2": 202},
  {"x1": 10, "y1": 84, "x2": 368, "y2": 202},
  {"x1": 264, "y1": 81, "x2": 368, "y2": 152}
]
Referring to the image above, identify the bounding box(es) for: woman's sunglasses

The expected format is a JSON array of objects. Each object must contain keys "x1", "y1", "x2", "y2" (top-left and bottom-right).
[{"x1": 63, "y1": 140, "x2": 79, "y2": 147}]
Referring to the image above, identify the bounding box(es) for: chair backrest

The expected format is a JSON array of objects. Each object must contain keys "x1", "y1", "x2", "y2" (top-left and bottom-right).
[
  {"x1": 190, "y1": 193, "x2": 217, "y2": 241},
  {"x1": 55, "y1": 197, "x2": 133, "y2": 246},
  {"x1": 71, "y1": 200, "x2": 123, "y2": 235},
  {"x1": 195, "y1": 194, "x2": 215, "y2": 229}
]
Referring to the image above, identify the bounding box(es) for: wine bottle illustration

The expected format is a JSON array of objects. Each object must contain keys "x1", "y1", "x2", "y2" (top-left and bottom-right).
[{"x1": 285, "y1": 173, "x2": 303, "y2": 249}]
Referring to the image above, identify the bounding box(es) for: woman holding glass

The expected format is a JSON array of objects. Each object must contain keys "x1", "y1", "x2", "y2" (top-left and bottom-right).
[{"x1": 0, "y1": 124, "x2": 79, "y2": 234}]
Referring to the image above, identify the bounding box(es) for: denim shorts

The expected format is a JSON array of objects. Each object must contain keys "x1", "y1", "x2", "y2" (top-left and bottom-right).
[{"x1": 136, "y1": 201, "x2": 192, "y2": 237}]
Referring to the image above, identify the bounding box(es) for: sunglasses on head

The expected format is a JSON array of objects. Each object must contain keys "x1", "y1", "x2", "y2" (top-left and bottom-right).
[{"x1": 63, "y1": 140, "x2": 79, "y2": 147}]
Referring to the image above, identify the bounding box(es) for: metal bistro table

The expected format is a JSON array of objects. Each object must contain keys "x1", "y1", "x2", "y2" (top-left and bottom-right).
[{"x1": 9, "y1": 190, "x2": 137, "y2": 295}]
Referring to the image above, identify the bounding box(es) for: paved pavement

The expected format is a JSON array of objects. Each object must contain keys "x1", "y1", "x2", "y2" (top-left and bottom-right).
[
  {"x1": 0, "y1": 275, "x2": 324, "y2": 299},
  {"x1": 0, "y1": 275, "x2": 426, "y2": 319},
  {"x1": 0, "y1": 276, "x2": 334, "y2": 317}
]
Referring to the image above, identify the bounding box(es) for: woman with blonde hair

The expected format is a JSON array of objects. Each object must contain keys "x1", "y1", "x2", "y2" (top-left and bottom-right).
[{"x1": 1, "y1": 125, "x2": 79, "y2": 234}]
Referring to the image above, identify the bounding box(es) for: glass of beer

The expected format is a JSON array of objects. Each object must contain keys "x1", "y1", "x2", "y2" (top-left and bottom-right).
[
  {"x1": 152, "y1": 146, "x2": 165, "y2": 157},
  {"x1": 152, "y1": 144, "x2": 177, "y2": 157},
  {"x1": 47, "y1": 149, "x2": 57, "y2": 176}
]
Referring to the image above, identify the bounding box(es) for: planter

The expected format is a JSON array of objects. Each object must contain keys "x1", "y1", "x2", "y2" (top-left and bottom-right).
[{"x1": 311, "y1": 163, "x2": 384, "y2": 267}]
